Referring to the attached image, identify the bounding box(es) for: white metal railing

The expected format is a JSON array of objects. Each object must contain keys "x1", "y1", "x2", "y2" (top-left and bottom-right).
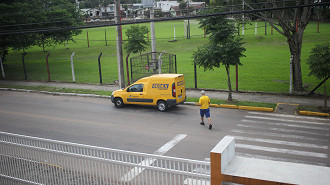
[{"x1": 0, "y1": 131, "x2": 210, "y2": 185}]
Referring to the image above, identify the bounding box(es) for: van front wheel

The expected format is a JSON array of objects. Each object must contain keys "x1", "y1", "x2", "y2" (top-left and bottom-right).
[
  {"x1": 157, "y1": 101, "x2": 168, "y2": 112},
  {"x1": 114, "y1": 98, "x2": 124, "y2": 108}
]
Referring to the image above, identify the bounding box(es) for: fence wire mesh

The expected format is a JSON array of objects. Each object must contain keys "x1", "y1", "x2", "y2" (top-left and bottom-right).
[{"x1": 130, "y1": 52, "x2": 177, "y2": 83}]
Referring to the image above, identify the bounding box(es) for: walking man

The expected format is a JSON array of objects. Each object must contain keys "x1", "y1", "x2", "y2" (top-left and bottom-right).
[{"x1": 199, "y1": 90, "x2": 212, "y2": 129}]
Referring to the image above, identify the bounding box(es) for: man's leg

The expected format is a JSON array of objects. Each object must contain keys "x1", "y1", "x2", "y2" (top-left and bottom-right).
[
  {"x1": 206, "y1": 109, "x2": 212, "y2": 129},
  {"x1": 200, "y1": 109, "x2": 205, "y2": 125}
]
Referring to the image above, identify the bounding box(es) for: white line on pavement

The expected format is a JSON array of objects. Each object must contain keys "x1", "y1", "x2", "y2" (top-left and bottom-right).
[
  {"x1": 121, "y1": 134, "x2": 187, "y2": 182},
  {"x1": 230, "y1": 135, "x2": 328, "y2": 149},
  {"x1": 248, "y1": 111, "x2": 330, "y2": 121},
  {"x1": 242, "y1": 119, "x2": 330, "y2": 131},
  {"x1": 231, "y1": 129, "x2": 328, "y2": 142},
  {"x1": 236, "y1": 143, "x2": 328, "y2": 158},
  {"x1": 236, "y1": 152, "x2": 327, "y2": 166},
  {"x1": 237, "y1": 124, "x2": 329, "y2": 137},
  {"x1": 245, "y1": 115, "x2": 330, "y2": 126}
]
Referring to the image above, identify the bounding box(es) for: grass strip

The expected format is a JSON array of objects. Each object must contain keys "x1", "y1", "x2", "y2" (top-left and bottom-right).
[
  {"x1": 186, "y1": 97, "x2": 277, "y2": 109},
  {"x1": 0, "y1": 84, "x2": 111, "y2": 96}
]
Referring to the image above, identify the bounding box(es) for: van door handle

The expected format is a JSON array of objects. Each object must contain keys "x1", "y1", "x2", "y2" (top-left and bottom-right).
[{"x1": 140, "y1": 94, "x2": 143, "y2": 95}]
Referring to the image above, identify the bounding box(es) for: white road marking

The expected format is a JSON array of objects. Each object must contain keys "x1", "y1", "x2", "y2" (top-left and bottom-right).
[
  {"x1": 230, "y1": 135, "x2": 328, "y2": 149},
  {"x1": 242, "y1": 119, "x2": 329, "y2": 131},
  {"x1": 236, "y1": 152, "x2": 327, "y2": 166},
  {"x1": 231, "y1": 129, "x2": 328, "y2": 142},
  {"x1": 248, "y1": 111, "x2": 330, "y2": 121},
  {"x1": 121, "y1": 134, "x2": 187, "y2": 182},
  {"x1": 245, "y1": 115, "x2": 330, "y2": 126},
  {"x1": 237, "y1": 124, "x2": 329, "y2": 136},
  {"x1": 236, "y1": 143, "x2": 328, "y2": 158}
]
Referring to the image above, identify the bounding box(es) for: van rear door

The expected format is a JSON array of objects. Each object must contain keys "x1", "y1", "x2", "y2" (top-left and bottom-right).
[{"x1": 174, "y1": 75, "x2": 185, "y2": 102}]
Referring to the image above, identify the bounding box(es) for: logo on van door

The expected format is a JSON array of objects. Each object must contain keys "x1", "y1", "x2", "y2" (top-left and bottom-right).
[
  {"x1": 152, "y1": 84, "x2": 169, "y2": 90},
  {"x1": 177, "y1": 80, "x2": 184, "y2": 86}
]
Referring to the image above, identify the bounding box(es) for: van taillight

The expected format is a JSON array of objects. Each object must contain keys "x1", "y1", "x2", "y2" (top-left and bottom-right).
[{"x1": 172, "y1": 82, "x2": 176, "y2": 97}]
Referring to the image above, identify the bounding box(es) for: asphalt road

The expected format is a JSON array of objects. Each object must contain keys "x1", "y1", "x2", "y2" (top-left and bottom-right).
[{"x1": 0, "y1": 91, "x2": 329, "y2": 168}]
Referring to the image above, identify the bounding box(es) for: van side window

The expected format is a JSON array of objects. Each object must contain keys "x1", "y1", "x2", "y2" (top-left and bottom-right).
[{"x1": 127, "y1": 84, "x2": 143, "y2": 92}]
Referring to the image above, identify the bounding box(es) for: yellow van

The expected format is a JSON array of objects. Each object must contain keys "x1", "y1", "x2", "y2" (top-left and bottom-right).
[{"x1": 111, "y1": 74, "x2": 186, "y2": 112}]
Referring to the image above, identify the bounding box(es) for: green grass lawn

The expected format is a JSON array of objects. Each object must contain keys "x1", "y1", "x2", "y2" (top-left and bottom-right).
[{"x1": 2, "y1": 20, "x2": 330, "y2": 94}]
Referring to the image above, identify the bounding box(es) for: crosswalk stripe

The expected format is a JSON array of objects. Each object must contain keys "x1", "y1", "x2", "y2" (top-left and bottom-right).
[
  {"x1": 241, "y1": 119, "x2": 329, "y2": 131},
  {"x1": 236, "y1": 152, "x2": 327, "y2": 166},
  {"x1": 248, "y1": 111, "x2": 330, "y2": 121},
  {"x1": 245, "y1": 115, "x2": 330, "y2": 126},
  {"x1": 237, "y1": 124, "x2": 329, "y2": 137},
  {"x1": 230, "y1": 135, "x2": 328, "y2": 149},
  {"x1": 120, "y1": 134, "x2": 187, "y2": 182},
  {"x1": 231, "y1": 129, "x2": 328, "y2": 142},
  {"x1": 236, "y1": 143, "x2": 328, "y2": 158}
]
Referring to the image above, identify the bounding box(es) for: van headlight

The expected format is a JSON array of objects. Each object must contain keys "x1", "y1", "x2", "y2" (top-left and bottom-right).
[{"x1": 111, "y1": 92, "x2": 114, "y2": 96}]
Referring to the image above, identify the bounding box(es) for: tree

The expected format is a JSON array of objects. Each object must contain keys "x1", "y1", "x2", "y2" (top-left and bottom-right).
[
  {"x1": 306, "y1": 43, "x2": 330, "y2": 107},
  {"x1": 0, "y1": 0, "x2": 83, "y2": 59},
  {"x1": 246, "y1": 0, "x2": 315, "y2": 92},
  {"x1": 179, "y1": 2, "x2": 187, "y2": 10},
  {"x1": 124, "y1": 25, "x2": 149, "y2": 85},
  {"x1": 194, "y1": 8, "x2": 246, "y2": 101}
]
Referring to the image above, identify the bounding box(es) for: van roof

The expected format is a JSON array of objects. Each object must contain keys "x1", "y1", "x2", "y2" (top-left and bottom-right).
[
  {"x1": 136, "y1": 74, "x2": 184, "y2": 83},
  {"x1": 150, "y1": 74, "x2": 184, "y2": 78}
]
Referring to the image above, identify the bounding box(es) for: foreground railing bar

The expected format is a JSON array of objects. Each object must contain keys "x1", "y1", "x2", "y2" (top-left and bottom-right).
[
  {"x1": 0, "y1": 174, "x2": 43, "y2": 185},
  {"x1": 0, "y1": 131, "x2": 209, "y2": 165},
  {"x1": 1, "y1": 141, "x2": 210, "y2": 179}
]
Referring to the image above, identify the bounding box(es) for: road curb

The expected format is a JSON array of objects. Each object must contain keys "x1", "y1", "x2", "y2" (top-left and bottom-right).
[
  {"x1": 299, "y1": 111, "x2": 329, "y2": 117},
  {"x1": 184, "y1": 102, "x2": 274, "y2": 112}
]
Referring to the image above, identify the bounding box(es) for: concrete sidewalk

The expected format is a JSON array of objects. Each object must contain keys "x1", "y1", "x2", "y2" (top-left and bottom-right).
[{"x1": 0, "y1": 80, "x2": 327, "y2": 108}]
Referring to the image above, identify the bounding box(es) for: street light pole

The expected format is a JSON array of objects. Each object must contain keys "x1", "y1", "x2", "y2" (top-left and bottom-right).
[
  {"x1": 115, "y1": 0, "x2": 125, "y2": 88},
  {"x1": 150, "y1": 7, "x2": 157, "y2": 73}
]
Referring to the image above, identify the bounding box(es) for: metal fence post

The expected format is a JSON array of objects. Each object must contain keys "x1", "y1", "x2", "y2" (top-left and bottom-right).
[
  {"x1": 194, "y1": 57, "x2": 197, "y2": 89},
  {"x1": 0, "y1": 54, "x2": 5, "y2": 79},
  {"x1": 174, "y1": 55, "x2": 177, "y2": 74},
  {"x1": 235, "y1": 64, "x2": 238, "y2": 92},
  {"x1": 46, "y1": 52, "x2": 51, "y2": 81},
  {"x1": 98, "y1": 52, "x2": 103, "y2": 84},
  {"x1": 71, "y1": 52, "x2": 76, "y2": 82},
  {"x1": 22, "y1": 53, "x2": 27, "y2": 80},
  {"x1": 87, "y1": 31, "x2": 90, "y2": 48},
  {"x1": 105, "y1": 30, "x2": 108, "y2": 46}
]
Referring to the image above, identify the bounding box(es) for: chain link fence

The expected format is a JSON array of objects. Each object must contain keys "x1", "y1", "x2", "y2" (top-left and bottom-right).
[{"x1": 130, "y1": 52, "x2": 177, "y2": 83}]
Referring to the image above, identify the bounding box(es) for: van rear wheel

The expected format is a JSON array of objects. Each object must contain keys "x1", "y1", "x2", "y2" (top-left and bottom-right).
[
  {"x1": 157, "y1": 101, "x2": 168, "y2": 112},
  {"x1": 114, "y1": 98, "x2": 124, "y2": 108}
]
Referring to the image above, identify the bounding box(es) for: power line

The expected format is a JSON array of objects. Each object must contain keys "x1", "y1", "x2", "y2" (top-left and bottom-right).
[
  {"x1": 0, "y1": 0, "x2": 305, "y2": 29},
  {"x1": 0, "y1": 2, "x2": 328, "y2": 36}
]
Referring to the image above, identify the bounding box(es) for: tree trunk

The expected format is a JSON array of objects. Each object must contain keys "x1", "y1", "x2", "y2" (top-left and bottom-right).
[
  {"x1": 225, "y1": 65, "x2": 233, "y2": 101},
  {"x1": 287, "y1": 32, "x2": 304, "y2": 92},
  {"x1": 265, "y1": 0, "x2": 314, "y2": 92}
]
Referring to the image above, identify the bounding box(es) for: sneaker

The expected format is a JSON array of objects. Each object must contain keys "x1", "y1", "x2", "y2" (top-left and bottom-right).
[
  {"x1": 200, "y1": 122, "x2": 205, "y2": 125},
  {"x1": 209, "y1": 124, "x2": 212, "y2": 130}
]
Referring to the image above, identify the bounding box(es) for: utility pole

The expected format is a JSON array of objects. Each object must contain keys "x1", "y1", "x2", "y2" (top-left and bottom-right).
[
  {"x1": 150, "y1": 7, "x2": 157, "y2": 73},
  {"x1": 242, "y1": 0, "x2": 244, "y2": 36},
  {"x1": 115, "y1": 0, "x2": 125, "y2": 88},
  {"x1": 187, "y1": 0, "x2": 190, "y2": 39}
]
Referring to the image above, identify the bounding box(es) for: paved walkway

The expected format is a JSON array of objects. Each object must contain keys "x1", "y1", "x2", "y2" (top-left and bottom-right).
[{"x1": 0, "y1": 80, "x2": 327, "y2": 108}]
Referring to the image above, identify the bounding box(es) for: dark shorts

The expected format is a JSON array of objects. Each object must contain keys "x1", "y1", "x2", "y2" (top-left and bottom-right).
[{"x1": 200, "y1": 108, "x2": 210, "y2": 118}]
